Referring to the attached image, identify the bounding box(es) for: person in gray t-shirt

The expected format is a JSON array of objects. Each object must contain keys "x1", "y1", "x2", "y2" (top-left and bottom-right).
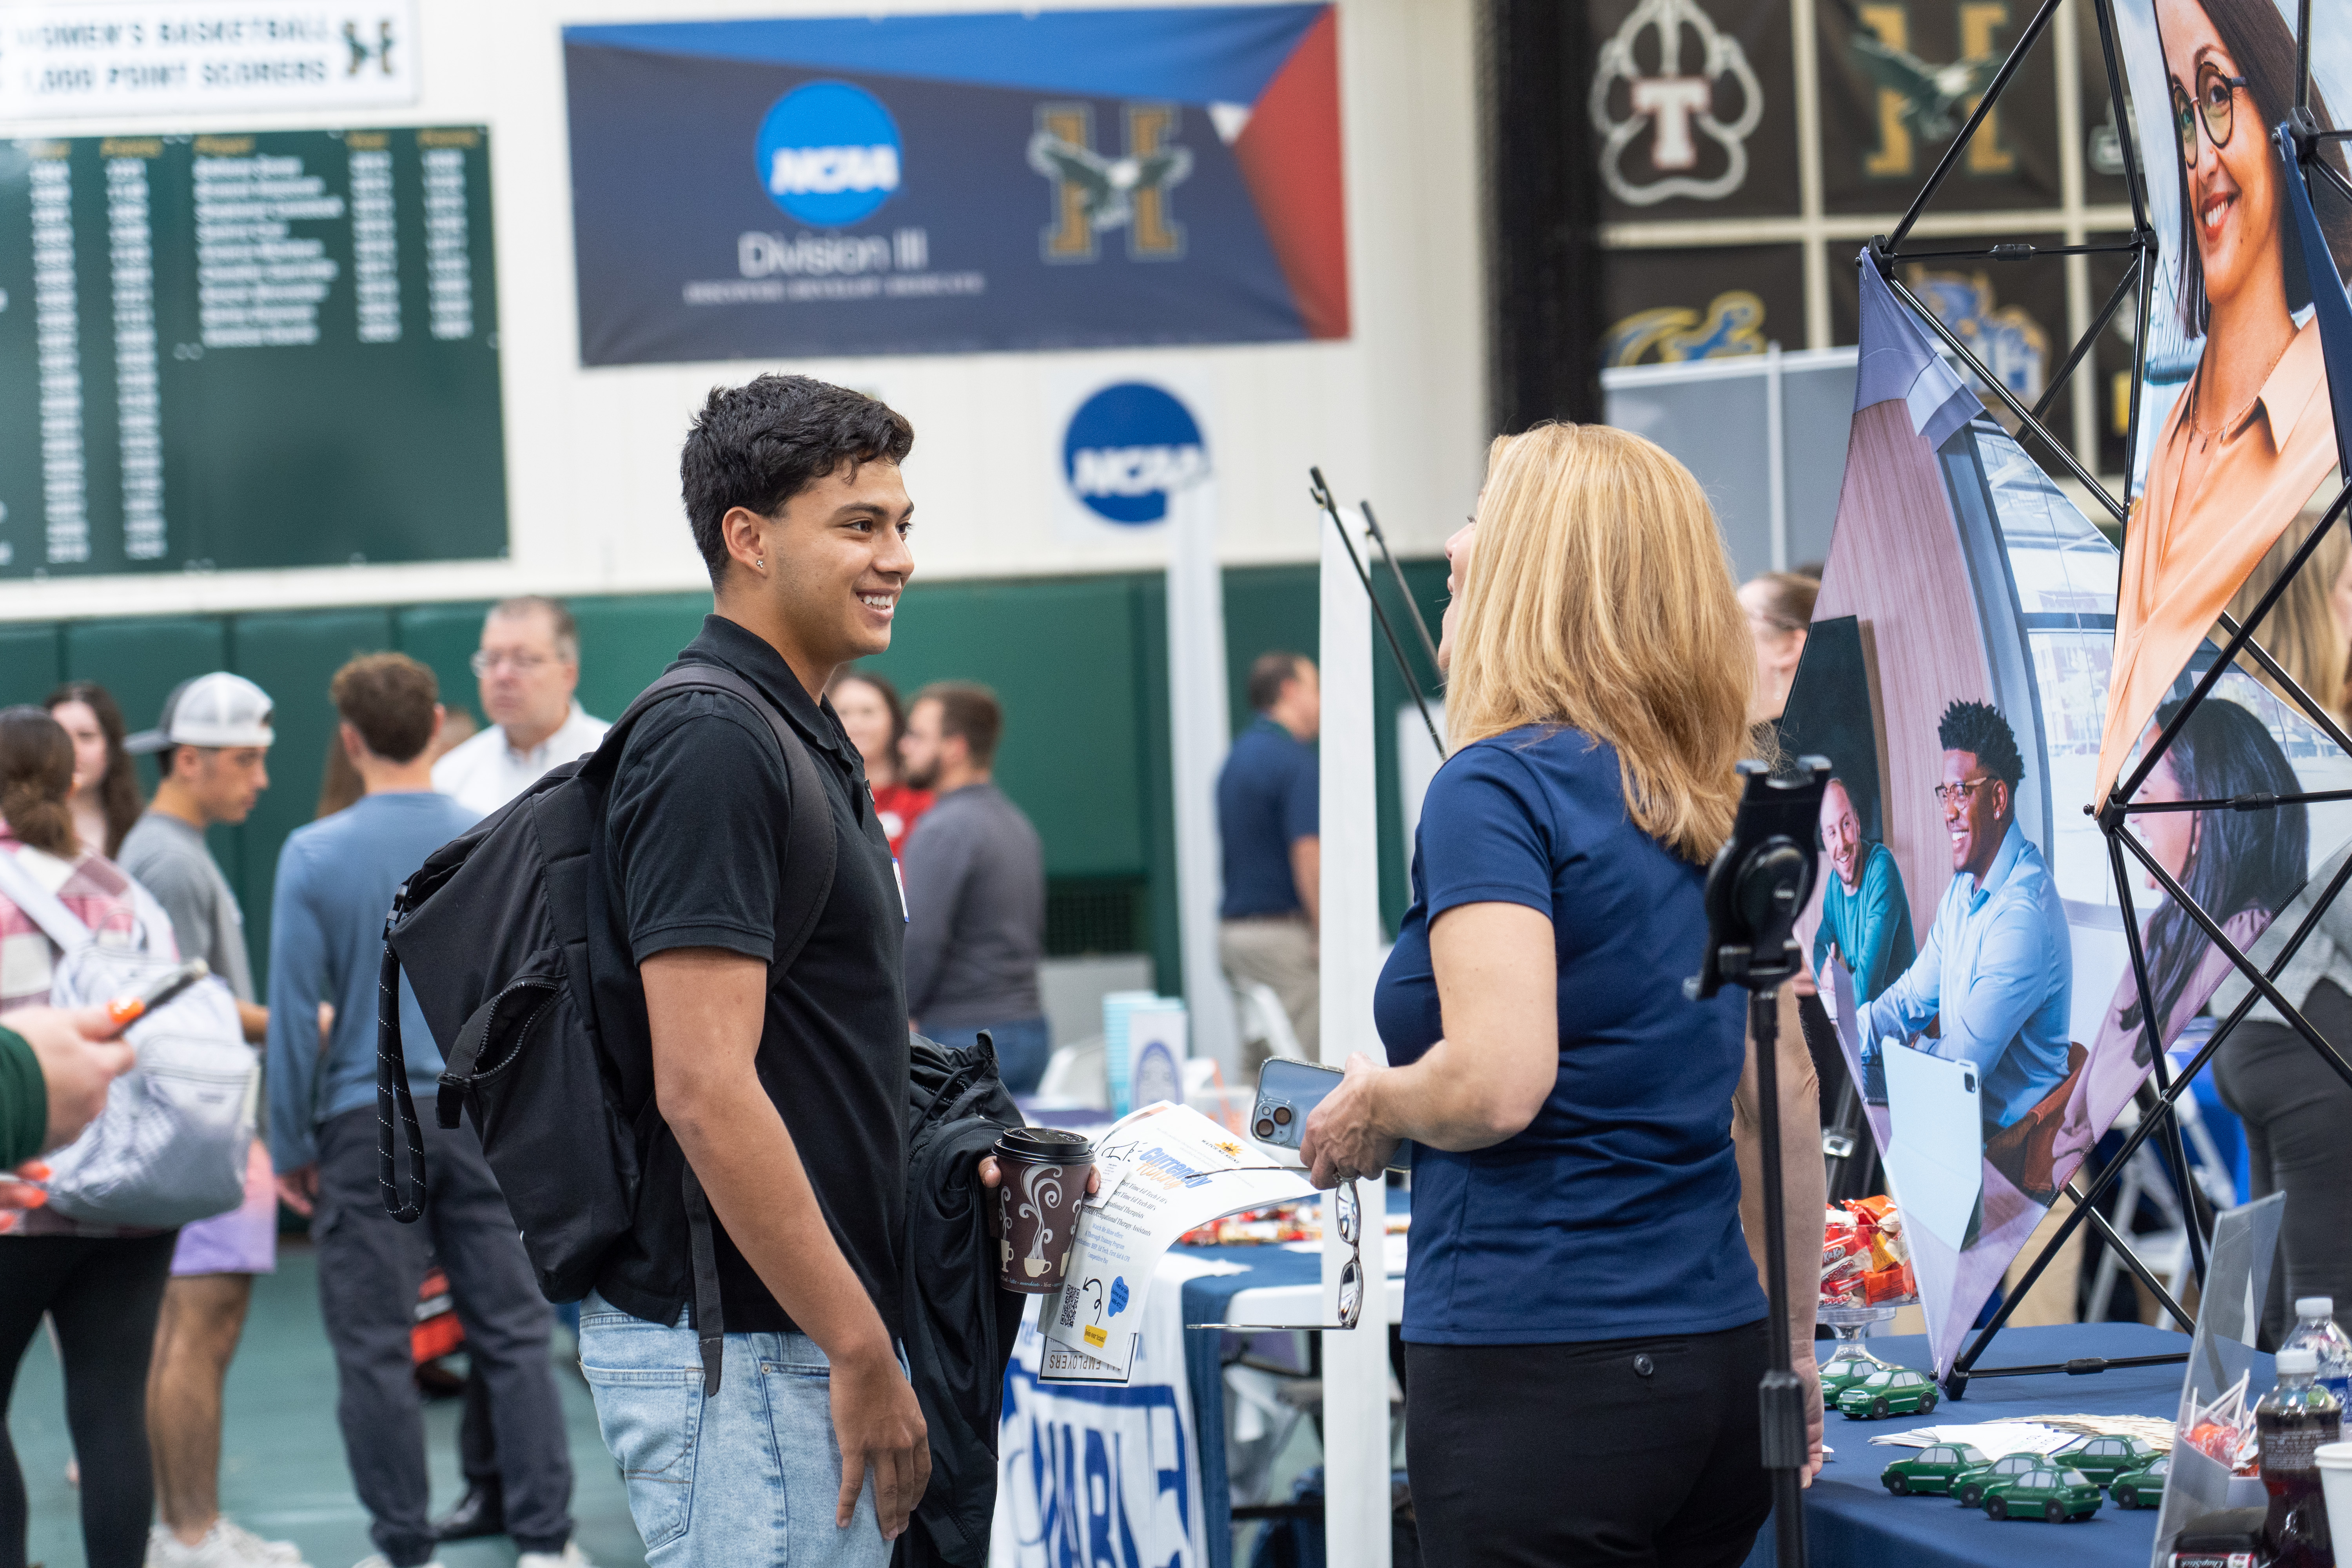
[
  {"x1": 898, "y1": 682, "x2": 1049, "y2": 1092},
  {"x1": 119, "y1": 812, "x2": 257, "y2": 1018},
  {"x1": 115, "y1": 671, "x2": 302, "y2": 1568}
]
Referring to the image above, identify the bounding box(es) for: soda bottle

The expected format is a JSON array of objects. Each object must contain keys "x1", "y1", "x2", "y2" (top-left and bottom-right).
[
  {"x1": 2258, "y1": 1346, "x2": 2343, "y2": 1568},
  {"x1": 2283, "y1": 1297, "x2": 2352, "y2": 1408}
]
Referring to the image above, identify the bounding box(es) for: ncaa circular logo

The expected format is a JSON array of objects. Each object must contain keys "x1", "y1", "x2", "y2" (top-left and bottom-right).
[
  {"x1": 755, "y1": 81, "x2": 902, "y2": 227},
  {"x1": 1063, "y1": 383, "x2": 1208, "y2": 525}
]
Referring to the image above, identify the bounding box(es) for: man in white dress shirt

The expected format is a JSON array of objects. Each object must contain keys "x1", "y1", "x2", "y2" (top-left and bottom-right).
[
  {"x1": 431, "y1": 597, "x2": 610, "y2": 819},
  {"x1": 424, "y1": 595, "x2": 608, "y2": 1548}
]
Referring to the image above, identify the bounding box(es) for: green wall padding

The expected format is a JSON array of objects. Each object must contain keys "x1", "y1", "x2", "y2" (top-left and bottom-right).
[
  {"x1": 862, "y1": 574, "x2": 1152, "y2": 882},
  {"x1": 0, "y1": 626, "x2": 63, "y2": 710}
]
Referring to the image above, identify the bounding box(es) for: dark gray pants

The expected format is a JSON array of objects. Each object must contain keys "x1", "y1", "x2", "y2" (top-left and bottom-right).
[
  {"x1": 314, "y1": 1105, "x2": 573, "y2": 1566},
  {"x1": 2215, "y1": 979, "x2": 2352, "y2": 1350}
]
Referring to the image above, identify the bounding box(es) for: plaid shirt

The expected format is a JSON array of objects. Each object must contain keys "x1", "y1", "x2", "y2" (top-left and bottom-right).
[{"x1": 0, "y1": 831, "x2": 151, "y2": 1014}]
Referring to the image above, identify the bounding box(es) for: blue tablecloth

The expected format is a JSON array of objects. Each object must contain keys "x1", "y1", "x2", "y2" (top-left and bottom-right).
[
  {"x1": 1176, "y1": 1241, "x2": 1328, "y2": 1568},
  {"x1": 1745, "y1": 1321, "x2": 2241, "y2": 1568}
]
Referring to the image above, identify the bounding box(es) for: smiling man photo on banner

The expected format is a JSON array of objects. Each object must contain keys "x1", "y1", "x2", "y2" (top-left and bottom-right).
[
  {"x1": 2095, "y1": 0, "x2": 2352, "y2": 809},
  {"x1": 1814, "y1": 774, "x2": 1917, "y2": 1012},
  {"x1": 1861, "y1": 701, "x2": 2077, "y2": 1209}
]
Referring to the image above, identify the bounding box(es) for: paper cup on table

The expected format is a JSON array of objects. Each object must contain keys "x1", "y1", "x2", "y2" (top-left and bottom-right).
[
  {"x1": 2318, "y1": 1441, "x2": 2352, "y2": 1546},
  {"x1": 993, "y1": 1127, "x2": 1093, "y2": 1294}
]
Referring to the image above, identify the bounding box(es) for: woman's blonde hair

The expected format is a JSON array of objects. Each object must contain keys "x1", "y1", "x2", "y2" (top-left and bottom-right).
[{"x1": 1445, "y1": 424, "x2": 1752, "y2": 862}]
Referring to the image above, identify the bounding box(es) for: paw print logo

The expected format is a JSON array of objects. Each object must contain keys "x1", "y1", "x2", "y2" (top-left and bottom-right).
[{"x1": 1588, "y1": 0, "x2": 1763, "y2": 206}]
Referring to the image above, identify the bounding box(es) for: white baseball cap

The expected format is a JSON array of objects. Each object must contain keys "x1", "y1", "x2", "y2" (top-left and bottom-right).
[{"x1": 125, "y1": 672, "x2": 276, "y2": 753}]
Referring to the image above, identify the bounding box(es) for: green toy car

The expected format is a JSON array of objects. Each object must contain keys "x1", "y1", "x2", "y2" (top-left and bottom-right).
[
  {"x1": 1821, "y1": 1357, "x2": 1887, "y2": 1403},
  {"x1": 2066, "y1": 1434, "x2": 2163, "y2": 1487},
  {"x1": 1835, "y1": 1367, "x2": 1940, "y2": 1420},
  {"x1": 1979, "y1": 1465, "x2": 2103, "y2": 1521},
  {"x1": 2108, "y1": 1455, "x2": 2170, "y2": 1509},
  {"x1": 1880, "y1": 1443, "x2": 1992, "y2": 1496},
  {"x1": 1951, "y1": 1453, "x2": 2043, "y2": 1507}
]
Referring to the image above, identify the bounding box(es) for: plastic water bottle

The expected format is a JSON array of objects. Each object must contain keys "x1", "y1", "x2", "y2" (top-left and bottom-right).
[
  {"x1": 2257, "y1": 1347, "x2": 2342, "y2": 1568},
  {"x1": 2284, "y1": 1298, "x2": 2352, "y2": 1408}
]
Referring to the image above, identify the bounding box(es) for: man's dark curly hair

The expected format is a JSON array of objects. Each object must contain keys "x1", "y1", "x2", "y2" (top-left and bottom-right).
[
  {"x1": 679, "y1": 374, "x2": 915, "y2": 584},
  {"x1": 1937, "y1": 699, "x2": 2024, "y2": 788}
]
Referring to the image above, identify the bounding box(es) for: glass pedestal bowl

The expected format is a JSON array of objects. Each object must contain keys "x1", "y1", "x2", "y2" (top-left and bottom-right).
[{"x1": 1818, "y1": 1302, "x2": 1912, "y2": 1403}]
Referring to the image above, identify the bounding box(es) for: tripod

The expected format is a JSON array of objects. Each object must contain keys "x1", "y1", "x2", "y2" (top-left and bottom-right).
[{"x1": 1689, "y1": 759, "x2": 1831, "y2": 1568}]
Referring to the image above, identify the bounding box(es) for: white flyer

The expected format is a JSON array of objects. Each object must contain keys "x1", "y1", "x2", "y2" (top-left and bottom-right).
[{"x1": 1042, "y1": 1101, "x2": 1314, "y2": 1379}]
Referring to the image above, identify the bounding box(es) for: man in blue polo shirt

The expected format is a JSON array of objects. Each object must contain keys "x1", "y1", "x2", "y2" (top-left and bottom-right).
[{"x1": 1216, "y1": 650, "x2": 1321, "y2": 1072}]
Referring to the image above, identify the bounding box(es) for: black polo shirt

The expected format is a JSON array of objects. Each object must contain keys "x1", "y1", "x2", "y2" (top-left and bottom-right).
[{"x1": 590, "y1": 614, "x2": 908, "y2": 1339}]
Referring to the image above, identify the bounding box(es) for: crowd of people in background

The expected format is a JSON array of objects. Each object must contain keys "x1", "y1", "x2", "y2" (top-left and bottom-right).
[{"x1": 0, "y1": 543, "x2": 1077, "y2": 1568}]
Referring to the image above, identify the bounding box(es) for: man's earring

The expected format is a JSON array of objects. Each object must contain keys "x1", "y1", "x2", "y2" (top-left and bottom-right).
[{"x1": 757, "y1": 558, "x2": 766, "y2": 571}]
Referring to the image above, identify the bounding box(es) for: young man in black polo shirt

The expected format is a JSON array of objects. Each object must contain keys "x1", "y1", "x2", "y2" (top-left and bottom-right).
[{"x1": 579, "y1": 376, "x2": 928, "y2": 1564}]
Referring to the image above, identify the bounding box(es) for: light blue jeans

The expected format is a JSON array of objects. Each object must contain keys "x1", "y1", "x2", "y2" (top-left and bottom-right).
[{"x1": 578, "y1": 1292, "x2": 891, "y2": 1568}]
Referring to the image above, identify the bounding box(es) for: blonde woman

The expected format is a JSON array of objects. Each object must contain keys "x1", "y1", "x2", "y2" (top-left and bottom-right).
[{"x1": 1302, "y1": 425, "x2": 1820, "y2": 1567}]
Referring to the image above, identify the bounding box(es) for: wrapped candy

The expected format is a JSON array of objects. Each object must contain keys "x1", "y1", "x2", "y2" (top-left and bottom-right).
[
  {"x1": 1823, "y1": 1196, "x2": 1917, "y2": 1308},
  {"x1": 1862, "y1": 1261, "x2": 1916, "y2": 1304}
]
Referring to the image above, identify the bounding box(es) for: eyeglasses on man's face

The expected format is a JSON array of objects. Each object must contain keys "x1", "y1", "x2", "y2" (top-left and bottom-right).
[
  {"x1": 1187, "y1": 1179, "x2": 1364, "y2": 1332},
  {"x1": 470, "y1": 650, "x2": 557, "y2": 677},
  {"x1": 2173, "y1": 60, "x2": 2251, "y2": 167},
  {"x1": 1933, "y1": 775, "x2": 1998, "y2": 809}
]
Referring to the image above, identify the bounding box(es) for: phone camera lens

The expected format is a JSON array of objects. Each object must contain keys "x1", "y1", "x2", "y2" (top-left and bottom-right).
[
  {"x1": 1272, "y1": 1105, "x2": 1293, "y2": 1126},
  {"x1": 1254, "y1": 1118, "x2": 1276, "y2": 1139}
]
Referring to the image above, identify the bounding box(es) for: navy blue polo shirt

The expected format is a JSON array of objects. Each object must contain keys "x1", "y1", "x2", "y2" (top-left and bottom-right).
[
  {"x1": 1216, "y1": 716, "x2": 1318, "y2": 919},
  {"x1": 1373, "y1": 725, "x2": 1766, "y2": 1345}
]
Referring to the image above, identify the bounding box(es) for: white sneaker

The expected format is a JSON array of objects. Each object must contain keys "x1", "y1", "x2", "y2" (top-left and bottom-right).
[
  {"x1": 147, "y1": 1520, "x2": 313, "y2": 1568},
  {"x1": 517, "y1": 1544, "x2": 597, "y2": 1568}
]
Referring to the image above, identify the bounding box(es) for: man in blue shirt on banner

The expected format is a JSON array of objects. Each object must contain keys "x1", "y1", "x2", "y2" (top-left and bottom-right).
[
  {"x1": 1860, "y1": 700, "x2": 2075, "y2": 1199},
  {"x1": 1216, "y1": 651, "x2": 1320, "y2": 1074}
]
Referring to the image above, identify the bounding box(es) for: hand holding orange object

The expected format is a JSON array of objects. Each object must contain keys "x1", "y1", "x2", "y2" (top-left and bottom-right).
[{"x1": 0, "y1": 1160, "x2": 51, "y2": 1232}]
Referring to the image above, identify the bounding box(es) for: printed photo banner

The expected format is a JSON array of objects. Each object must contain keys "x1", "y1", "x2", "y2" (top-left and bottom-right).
[
  {"x1": 2094, "y1": 0, "x2": 2351, "y2": 806},
  {"x1": 1785, "y1": 260, "x2": 2352, "y2": 1374},
  {"x1": 562, "y1": 5, "x2": 1347, "y2": 364}
]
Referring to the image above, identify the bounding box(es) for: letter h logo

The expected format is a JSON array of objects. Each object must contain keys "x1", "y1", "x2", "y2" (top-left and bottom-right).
[{"x1": 1027, "y1": 103, "x2": 1193, "y2": 263}]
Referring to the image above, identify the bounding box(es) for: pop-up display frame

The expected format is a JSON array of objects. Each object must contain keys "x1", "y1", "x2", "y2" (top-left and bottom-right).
[{"x1": 1855, "y1": 0, "x2": 2352, "y2": 1400}]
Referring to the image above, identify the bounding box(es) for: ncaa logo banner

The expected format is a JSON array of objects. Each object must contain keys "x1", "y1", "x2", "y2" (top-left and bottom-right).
[
  {"x1": 1047, "y1": 372, "x2": 1214, "y2": 545},
  {"x1": 562, "y1": 6, "x2": 1347, "y2": 365}
]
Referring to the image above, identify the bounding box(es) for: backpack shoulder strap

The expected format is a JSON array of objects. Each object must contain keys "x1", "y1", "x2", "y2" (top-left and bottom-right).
[
  {"x1": 615, "y1": 664, "x2": 840, "y2": 972},
  {"x1": 609, "y1": 662, "x2": 842, "y2": 1396},
  {"x1": 0, "y1": 848, "x2": 96, "y2": 955}
]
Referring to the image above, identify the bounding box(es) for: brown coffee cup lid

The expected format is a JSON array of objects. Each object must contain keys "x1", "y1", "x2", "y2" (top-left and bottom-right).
[{"x1": 996, "y1": 1126, "x2": 1094, "y2": 1161}]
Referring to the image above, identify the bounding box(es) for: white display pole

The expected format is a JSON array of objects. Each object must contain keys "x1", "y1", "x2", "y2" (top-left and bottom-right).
[
  {"x1": 1165, "y1": 477, "x2": 1240, "y2": 1077},
  {"x1": 1319, "y1": 505, "x2": 1392, "y2": 1567}
]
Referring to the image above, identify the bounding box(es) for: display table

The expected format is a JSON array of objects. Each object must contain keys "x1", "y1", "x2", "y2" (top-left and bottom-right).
[
  {"x1": 1744, "y1": 1321, "x2": 2233, "y2": 1568},
  {"x1": 991, "y1": 1203, "x2": 1406, "y2": 1568}
]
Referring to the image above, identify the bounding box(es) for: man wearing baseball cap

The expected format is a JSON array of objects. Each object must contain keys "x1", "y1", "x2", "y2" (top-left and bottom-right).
[{"x1": 118, "y1": 672, "x2": 300, "y2": 1568}]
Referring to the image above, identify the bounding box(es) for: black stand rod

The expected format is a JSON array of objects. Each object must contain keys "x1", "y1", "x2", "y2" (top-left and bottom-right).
[
  {"x1": 1884, "y1": 0, "x2": 2065, "y2": 252},
  {"x1": 1753, "y1": 987, "x2": 1808, "y2": 1568},
  {"x1": 2107, "y1": 832, "x2": 2210, "y2": 1288},
  {"x1": 1310, "y1": 468, "x2": 1445, "y2": 760}
]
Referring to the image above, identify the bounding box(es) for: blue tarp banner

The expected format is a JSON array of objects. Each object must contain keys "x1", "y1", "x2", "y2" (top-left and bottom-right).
[{"x1": 562, "y1": 5, "x2": 1348, "y2": 365}]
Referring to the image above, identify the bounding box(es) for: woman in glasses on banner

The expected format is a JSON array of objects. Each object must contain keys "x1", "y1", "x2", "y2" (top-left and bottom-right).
[
  {"x1": 2095, "y1": 0, "x2": 2352, "y2": 807},
  {"x1": 1300, "y1": 425, "x2": 1823, "y2": 1568}
]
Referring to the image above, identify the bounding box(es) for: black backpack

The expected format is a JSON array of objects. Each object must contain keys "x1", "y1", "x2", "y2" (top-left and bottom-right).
[{"x1": 375, "y1": 663, "x2": 835, "y2": 1395}]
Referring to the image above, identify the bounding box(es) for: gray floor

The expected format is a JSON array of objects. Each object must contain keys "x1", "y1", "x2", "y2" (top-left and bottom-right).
[{"x1": 10, "y1": 1245, "x2": 646, "y2": 1568}]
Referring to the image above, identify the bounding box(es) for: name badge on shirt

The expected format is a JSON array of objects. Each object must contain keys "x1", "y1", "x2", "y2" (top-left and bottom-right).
[{"x1": 893, "y1": 857, "x2": 909, "y2": 922}]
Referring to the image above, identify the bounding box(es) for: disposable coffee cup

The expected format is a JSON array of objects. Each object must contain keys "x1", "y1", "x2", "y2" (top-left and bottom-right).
[
  {"x1": 2318, "y1": 1441, "x2": 2352, "y2": 1547},
  {"x1": 993, "y1": 1127, "x2": 1093, "y2": 1295}
]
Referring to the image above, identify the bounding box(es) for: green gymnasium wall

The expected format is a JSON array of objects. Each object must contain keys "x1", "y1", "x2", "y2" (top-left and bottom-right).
[{"x1": 0, "y1": 559, "x2": 1448, "y2": 999}]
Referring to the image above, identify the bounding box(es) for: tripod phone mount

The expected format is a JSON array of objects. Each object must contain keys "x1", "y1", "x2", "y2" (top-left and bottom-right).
[{"x1": 1689, "y1": 756, "x2": 1831, "y2": 1568}]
